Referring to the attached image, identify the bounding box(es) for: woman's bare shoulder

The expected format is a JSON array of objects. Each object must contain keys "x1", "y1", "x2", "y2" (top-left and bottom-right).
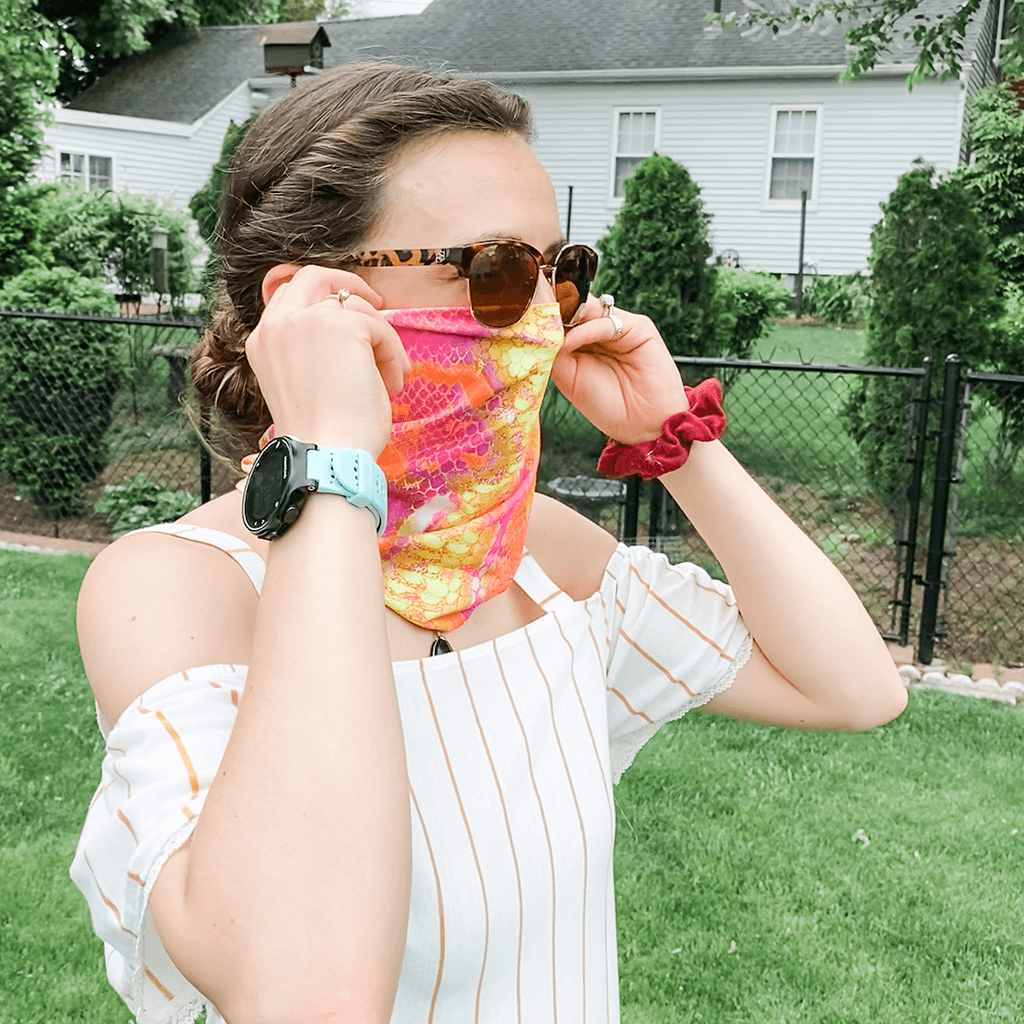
[
  {"x1": 78, "y1": 495, "x2": 260, "y2": 726},
  {"x1": 526, "y1": 492, "x2": 619, "y2": 601}
]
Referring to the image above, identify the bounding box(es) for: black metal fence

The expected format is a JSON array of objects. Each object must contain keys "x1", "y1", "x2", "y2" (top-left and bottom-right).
[{"x1": 2, "y1": 309, "x2": 1022, "y2": 667}]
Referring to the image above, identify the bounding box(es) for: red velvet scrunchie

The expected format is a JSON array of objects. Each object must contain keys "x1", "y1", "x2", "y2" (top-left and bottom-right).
[{"x1": 597, "y1": 377, "x2": 726, "y2": 480}]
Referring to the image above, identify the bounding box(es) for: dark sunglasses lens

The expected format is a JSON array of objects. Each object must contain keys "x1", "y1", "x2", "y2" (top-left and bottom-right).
[
  {"x1": 554, "y1": 246, "x2": 598, "y2": 325},
  {"x1": 467, "y1": 243, "x2": 538, "y2": 328}
]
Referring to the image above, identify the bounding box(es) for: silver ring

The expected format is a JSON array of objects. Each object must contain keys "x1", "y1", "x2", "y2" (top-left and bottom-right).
[
  {"x1": 330, "y1": 289, "x2": 351, "y2": 308},
  {"x1": 609, "y1": 312, "x2": 623, "y2": 340},
  {"x1": 599, "y1": 292, "x2": 615, "y2": 315}
]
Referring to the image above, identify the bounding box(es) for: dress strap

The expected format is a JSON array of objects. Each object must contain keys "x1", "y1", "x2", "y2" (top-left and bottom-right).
[
  {"x1": 126, "y1": 523, "x2": 266, "y2": 595},
  {"x1": 513, "y1": 549, "x2": 574, "y2": 613}
]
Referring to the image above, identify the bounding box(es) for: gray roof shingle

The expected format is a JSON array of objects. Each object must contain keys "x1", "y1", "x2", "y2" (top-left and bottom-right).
[{"x1": 66, "y1": 0, "x2": 987, "y2": 124}]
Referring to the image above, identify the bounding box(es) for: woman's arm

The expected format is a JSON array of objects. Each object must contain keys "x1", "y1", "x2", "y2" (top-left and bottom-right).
[
  {"x1": 661, "y1": 439, "x2": 907, "y2": 729},
  {"x1": 551, "y1": 303, "x2": 906, "y2": 732}
]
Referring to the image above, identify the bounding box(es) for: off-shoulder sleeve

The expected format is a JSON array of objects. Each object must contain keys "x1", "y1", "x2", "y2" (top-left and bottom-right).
[
  {"x1": 70, "y1": 664, "x2": 247, "y2": 1024},
  {"x1": 600, "y1": 544, "x2": 752, "y2": 784}
]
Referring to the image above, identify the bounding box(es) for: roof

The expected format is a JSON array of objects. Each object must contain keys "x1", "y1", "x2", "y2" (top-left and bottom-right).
[
  {"x1": 65, "y1": 0, "x2": 991, "y2": 124},
  {"x1": 257, "y1": 21, "x2": 331, "y2": 46}
]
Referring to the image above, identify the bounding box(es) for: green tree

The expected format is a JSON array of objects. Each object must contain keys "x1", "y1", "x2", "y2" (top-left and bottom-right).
[
  {"x1": 709, "y1": 0, "x2": 1024, "y2": 86},
  {"x1": 846, "y1": 163, "x2": 1003, "y2": 506},
  {"x1": 596, "y1": 154, "x2": 717, "y2": 362},
  {"x1": 190, "y1": 114, "x2": 258, "y2": 300},
  {"x1": 960, "y1": 81, "x2": 1024, "y2": 293}
]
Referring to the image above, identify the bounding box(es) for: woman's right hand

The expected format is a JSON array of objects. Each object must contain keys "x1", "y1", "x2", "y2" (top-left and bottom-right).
[{"x1": 245, "y1": 263, "x2": 411, "y2": 457}]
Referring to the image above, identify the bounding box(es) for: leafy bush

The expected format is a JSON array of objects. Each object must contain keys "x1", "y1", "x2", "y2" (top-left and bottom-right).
[
  {"x1": 596, "y1": 154, "x2": 718, "y2": 360},
  {"x1": 844, "y1": 164, "x2": 1003, "y2": 511},
  {"x1": 25, "y1": 184, "x2": 198, "y2": 302},
  {"x1": 190, "y1": 115, "x2": 258, "y2": 302},
  {"x1": 802, "y1": 273, "x2": 873, "y2": 324},
  {"x1": 94, "y1": 474, "x2": 199, "y2": 538},
  {"x1": 713, "y1": 267, "x2": 792, "y2": 357},
  {"x1": 0, "y1": 268, "x2": 124, "y2": 517}
]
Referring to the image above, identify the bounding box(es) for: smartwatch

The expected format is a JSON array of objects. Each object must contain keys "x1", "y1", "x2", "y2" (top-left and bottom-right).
[{"x1": 242, "y1": 435, "x2": 388, "y2": 540}]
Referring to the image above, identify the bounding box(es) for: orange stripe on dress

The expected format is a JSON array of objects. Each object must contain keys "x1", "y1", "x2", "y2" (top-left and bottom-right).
[
  {"x1": 457, "y1": 653, "x2": 525, "y2": 1024},
  {"x1": 155, "y1": 710, "x2": 200, "y2": 797},
  {"x1": 629, "y1": 563, "x2": 732, "y2": 659},
  {"x1": 619, "y1": 628, "x2": 695, "y2": 696},
  {"x1": 410, "y1": 786, "x2": 445, "y2": 1024},
  {"x1": 127, "y1": 871, "x2": 145, "y2": 887},
  {"x1": 181, "y1": 805, "x2": 196, "y2": 821},
  {"x1": 117, "y1": 809, "x2": 138, "y2": 843},
  {"x1": 492, "y1": 640, "x2": 559, "y2": 1024},
  {"x1": 420, "y1": 662, "x2": 490, "y2": 1023},
  {"x1": 82, "y1": 852, "x2": 136, "y2": 937},
  {"x1": 607, "y1": 686, "x2": 654, "y2": 724},
  {"x1": 145, "y1": 967, "x2": 175, "y2": 1001}
]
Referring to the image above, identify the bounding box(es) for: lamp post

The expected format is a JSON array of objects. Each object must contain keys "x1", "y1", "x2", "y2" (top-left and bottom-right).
[{"x1": 151, "y1": 225, "x2": 168, "y2": 313}]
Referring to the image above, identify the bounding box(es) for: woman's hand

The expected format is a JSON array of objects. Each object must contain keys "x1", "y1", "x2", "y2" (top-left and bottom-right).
[
  {"x1": 245, "y1": 264, "x2": 411, "y2": 457},
  {"x1": 551, "y1": 296, "x2": 688, "y2": 445}
]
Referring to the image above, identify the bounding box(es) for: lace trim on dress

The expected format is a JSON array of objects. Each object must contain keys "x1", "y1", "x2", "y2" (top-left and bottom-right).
[{"x1": 610, "y1": 631, "x2": 753, "y2": 785}]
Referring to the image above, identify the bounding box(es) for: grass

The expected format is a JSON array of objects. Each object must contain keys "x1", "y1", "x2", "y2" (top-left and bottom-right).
[
  {"x1": 615, "y1": 695, "x2": 1024, "y2": 1024},
  {"x1": 2, "y1": 547, "x2": 1022, "y2": 1022}
]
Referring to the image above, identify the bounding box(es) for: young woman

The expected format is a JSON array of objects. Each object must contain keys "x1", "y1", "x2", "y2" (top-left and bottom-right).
[{"x1": 72, "y1": 63, "x2": 906, "y2": 1024}]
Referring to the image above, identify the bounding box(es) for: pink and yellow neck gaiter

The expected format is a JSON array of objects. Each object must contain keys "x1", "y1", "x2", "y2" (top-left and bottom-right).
[{"x1": 378, "y1": 302, "x2": 562, "y2": 631}]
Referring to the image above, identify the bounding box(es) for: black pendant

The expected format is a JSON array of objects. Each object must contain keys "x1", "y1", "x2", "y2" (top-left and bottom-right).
[{"x1": 429, "y1": 633, "x2": 453, "y2": 657}]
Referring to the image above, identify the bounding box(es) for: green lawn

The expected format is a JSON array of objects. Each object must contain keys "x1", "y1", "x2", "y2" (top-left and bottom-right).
[
  {"x1": 2, "y1": 547, "x2": 1022, "y2": 1022},
  {"x1": 755, "y1": 323, "x2": 867, "y2": 366}
]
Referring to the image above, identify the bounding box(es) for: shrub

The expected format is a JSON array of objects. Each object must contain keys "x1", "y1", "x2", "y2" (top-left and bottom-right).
[
  {"x1": 844, "y1": 164, "x2": 1003, "y2": 511},
  {"x1": 94, "y1": 474, "x2": 199, "y2": 538},
  {"x1": 0, "y1": 267, "x2": 124, "y2": 517},
  {"x1": 802, "y1": 273, "x2": 873, "y2": 324},
  {"x1": 30, "y1": 185, "x2": 198, "y2": 302},
  {"x1": 713, "y1": 267, "x2": 792, "y2": 357},
  {"x1": 596, "y1": 154, "x2": 718, "y2": 360}
]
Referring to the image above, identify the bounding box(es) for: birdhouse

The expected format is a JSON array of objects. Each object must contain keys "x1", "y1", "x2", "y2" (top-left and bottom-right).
[{"x1": 259, "y1": 22, "x2": 331, "y2": 78}]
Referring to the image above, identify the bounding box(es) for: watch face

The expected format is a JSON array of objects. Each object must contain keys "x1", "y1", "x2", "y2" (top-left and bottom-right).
[{"x1": 243, "y1": 438, "x2": 292, "y2": 532}]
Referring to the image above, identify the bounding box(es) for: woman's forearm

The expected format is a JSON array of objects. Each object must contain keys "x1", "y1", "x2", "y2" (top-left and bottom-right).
[
  {"x1": 180, "y1": 494, "x2": 411, "y2": 1023},
  {"x1": 662, "y1": 439, "x2": 905, "y2": 725}
]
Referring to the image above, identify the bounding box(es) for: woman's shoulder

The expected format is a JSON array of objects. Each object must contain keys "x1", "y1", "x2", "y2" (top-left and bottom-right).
[
  {"x1": 78, "y1": 491, "x2": 261, "y2": 726},
  {"x1": 526, "y1": 492, "x2": 620, "y2": 602}
]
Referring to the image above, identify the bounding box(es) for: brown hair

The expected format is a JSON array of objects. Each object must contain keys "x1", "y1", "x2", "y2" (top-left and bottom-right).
[{"x1": 190, "y1": 61, "x2": 532, "y2": 463}]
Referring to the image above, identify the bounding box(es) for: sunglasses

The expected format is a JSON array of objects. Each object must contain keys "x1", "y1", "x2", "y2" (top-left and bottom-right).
[{"x1": 343, "y1": 240, "x2": 599, "y2": 329}]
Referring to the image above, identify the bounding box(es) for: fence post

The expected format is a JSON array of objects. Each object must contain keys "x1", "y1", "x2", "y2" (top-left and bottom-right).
[
  {"x1": 648, "y1": 478, "x2": 665, "y2": 545},
  {"x1": 623, "y1": 476, "x2": 640, "y2": 546},
  {"x1": 886, "y1": 356, "x2": 934, "y2": 645},
  {"x1": 200, "y1": 400, "x2": 212, "y2": 505},
  {"x1": 918, "y1": 354, "x2": 962, "y2": 663}
]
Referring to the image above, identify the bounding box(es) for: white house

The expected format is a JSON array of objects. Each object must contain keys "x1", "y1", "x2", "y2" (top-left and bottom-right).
[{"x1": 39, "y1": 0, "x2": 1009, "y2": 276}]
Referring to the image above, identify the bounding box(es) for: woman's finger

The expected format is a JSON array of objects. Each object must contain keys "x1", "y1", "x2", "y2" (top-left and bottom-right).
[{"x1": 266, "y1": 263, "x2": 385, "y2": 313}]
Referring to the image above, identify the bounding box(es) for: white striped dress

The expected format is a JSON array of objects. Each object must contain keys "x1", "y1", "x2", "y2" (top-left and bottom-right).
[{"x1": 71, "y1": 524, "x2": 751, "y2": 1024}]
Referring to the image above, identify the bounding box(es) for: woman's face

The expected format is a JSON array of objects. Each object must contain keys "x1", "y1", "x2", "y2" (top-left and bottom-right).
[{"x1": 353, "y1": 131, "x2": 566, "y2": 312}]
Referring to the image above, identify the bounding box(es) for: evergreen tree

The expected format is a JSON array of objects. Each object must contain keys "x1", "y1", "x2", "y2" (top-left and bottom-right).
[
  {"x1": 596, "y1": 153, "x2": 717, "y2": 361},
  {"x1": 846, "y1": 163, "x2": 1003, "y2": 507}
]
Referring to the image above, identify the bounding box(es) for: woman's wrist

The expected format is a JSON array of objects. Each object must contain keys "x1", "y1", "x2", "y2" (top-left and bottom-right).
[{"x1": 597, "y1": 378, "x2": 726, "y2": 480}]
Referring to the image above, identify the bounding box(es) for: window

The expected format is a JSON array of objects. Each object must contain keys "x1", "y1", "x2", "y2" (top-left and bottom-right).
[
  {"x1": 59, "y1": 152, "x2": 112, "y2": 190},
  {"x1": 768, "y1": 107, "x2": 819, "y2": 202},
  {"x1": 612, "y1": 109, "x2": 658, "y2": 198}
]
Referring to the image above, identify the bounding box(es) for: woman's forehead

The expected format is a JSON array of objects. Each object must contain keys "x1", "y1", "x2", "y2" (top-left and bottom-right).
[{"x1": 372, "y1": 131, "x2": 562, "y2": 251}]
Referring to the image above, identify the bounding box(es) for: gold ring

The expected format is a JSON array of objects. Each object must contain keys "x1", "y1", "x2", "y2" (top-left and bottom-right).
[
  {"x1": 330, "y1": 289, "x2": 351, "y2": 308},
  {"x1": 608, "y1": 312, "x2": 623, "y2": 340}
]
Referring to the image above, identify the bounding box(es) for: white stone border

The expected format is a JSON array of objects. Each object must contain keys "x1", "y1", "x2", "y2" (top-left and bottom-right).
[{"x1": 897, "y1": 664, "x2": 1023, "y2": 706}]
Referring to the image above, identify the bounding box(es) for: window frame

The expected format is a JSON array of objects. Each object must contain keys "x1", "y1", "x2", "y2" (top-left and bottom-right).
[
  {"x1": 58, "y1": 149, "x2": 115, "y2": 191},
  {"x1": 763, "y1": 104, "x2": 822, "y2": 210},
  {"x1": 609, "y1": 107, "x2": 661, "y2": 204}
]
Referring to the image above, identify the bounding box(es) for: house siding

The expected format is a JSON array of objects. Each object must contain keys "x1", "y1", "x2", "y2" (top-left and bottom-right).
[
  {"x1": 504, "y1": 75, "x2": 962, "y2": 276},
  {"x1": 38, "y1": 85, "x2": 253, "y2": 209}
]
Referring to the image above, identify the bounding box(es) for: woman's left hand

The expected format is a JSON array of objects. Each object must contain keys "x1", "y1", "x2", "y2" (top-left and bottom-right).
[{"x1": 551, "y1": 296, "x2": 688, "y2": 445}]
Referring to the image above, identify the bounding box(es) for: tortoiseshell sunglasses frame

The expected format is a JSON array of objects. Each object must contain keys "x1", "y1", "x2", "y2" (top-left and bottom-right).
[{"x1": 342, "y1": 239, "x2": 598, "y2": 328}]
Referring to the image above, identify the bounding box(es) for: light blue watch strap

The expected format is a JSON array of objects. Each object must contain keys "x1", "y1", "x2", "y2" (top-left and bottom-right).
[{"x1": 304, "y1": 446, "x2": 388, "y2": 536}]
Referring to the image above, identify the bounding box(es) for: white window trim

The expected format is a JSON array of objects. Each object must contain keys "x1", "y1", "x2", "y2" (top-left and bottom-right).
[
  {"x1": 609, "y1": 107, "x2": 661, "y2": 205},
  {"x1": 763, "y1": 104, "x2": 822, "y2": 211},
  {"x1": 57, "y1": 149, "x2": 116, "y2": 191}
]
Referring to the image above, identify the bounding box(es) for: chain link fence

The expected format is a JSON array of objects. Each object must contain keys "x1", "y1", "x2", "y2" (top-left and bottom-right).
[{"x1": 1, "y1": 309, "x2": 1021, "y2": 666}]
